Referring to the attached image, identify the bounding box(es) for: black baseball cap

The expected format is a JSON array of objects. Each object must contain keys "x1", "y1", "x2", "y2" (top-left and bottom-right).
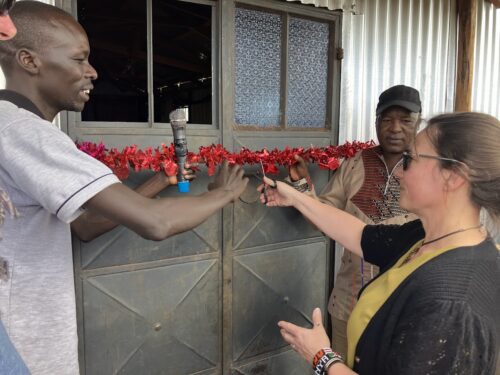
[{"x1": 376, "y1": 85, "x2": 421, "y2": 116}]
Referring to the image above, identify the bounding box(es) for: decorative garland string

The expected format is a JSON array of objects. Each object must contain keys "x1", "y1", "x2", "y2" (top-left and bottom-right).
[{"x1": 76, "y1": 140, "x2": 375, "y2": 180}]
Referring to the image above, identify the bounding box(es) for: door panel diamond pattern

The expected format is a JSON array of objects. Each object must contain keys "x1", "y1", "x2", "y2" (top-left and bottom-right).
[
  {"x1": 232, "y1": 243, "x2": 327, "y2": 361},
  {"x1": 234, "y1": 200, "x2": 320, "y2": 249},
  {"x1": 232, "y1": 135, "x2": 331, "y2": 249},
  {"x1": 81, "y1": 219, "x2": 219, "y2": 270},
  {"x1": 232, "y1": 350, "x2": 309, "y2": 374},
  {"x1": 233, "y1": 171, "x2": 329, "y2": 250},
  {"x1": 80, "y1": 173, "x2": 220, "y2": 270},
  {"x1": 83, "y1": 260, "x2": 219, "y2": 374}
]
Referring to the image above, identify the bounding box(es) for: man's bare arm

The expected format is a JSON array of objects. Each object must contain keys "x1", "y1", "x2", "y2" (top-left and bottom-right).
[
  {"x1": 76, "y1": 162, "x2": 248, "y2": 242},
  {"x1": 71, "y1": 172, "x2": 172, "y2": 241}
]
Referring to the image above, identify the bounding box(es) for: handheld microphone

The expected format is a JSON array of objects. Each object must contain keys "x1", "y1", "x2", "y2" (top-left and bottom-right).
[{"x1": 169, "y1": 108, "x2": 190, "y2": 193}]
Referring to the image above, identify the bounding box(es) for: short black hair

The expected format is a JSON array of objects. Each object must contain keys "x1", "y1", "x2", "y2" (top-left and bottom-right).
[{"x1": 0, "y1": 1, "x2": 74, "y2": 73}]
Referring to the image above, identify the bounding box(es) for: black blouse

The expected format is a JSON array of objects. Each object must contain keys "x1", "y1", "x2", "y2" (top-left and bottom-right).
[{"x1": 352, "y1": 220, "x2": 500, "y2": 375}]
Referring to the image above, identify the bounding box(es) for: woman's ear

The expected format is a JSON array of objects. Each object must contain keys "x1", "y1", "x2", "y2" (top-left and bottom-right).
[
  {"x1": 16, "y1": 49, "x2": 40, "y2": 75},
  {"x1": 442, "y1": 168, "x2": 467, "y2": 192}
]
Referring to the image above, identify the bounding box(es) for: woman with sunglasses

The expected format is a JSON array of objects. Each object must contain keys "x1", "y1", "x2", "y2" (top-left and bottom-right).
[
  {"x1": 0, "y1": 0, "x2": 16, "y2": 40},
  {"x1": 259, "y1": 112, "x2": 500, "y2": 374}
]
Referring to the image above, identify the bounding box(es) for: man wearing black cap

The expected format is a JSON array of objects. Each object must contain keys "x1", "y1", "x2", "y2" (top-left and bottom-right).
[{"x1": 288, "y1": 85, "x2": 421, "y2": 357}]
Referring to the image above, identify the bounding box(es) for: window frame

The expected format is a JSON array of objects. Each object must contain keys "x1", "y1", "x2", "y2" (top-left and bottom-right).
[
  {"x1": 234, "y1": 1, "x2": 340, "y2": 131},
  {"x1": 72, "y1": 0, "x2": 219, "y2": 131}
]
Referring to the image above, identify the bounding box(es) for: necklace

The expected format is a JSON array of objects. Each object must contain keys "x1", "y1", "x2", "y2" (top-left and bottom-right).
[
  {"x1": 421, "y1": 224, "x2": 483, "y2": 246},
  {"x1": 401, "y1": 224, "x2": 483, "y2": 265}
]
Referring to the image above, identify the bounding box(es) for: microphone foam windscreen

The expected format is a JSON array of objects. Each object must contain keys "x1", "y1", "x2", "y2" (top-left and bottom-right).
[{"x1": 169, "y1": 108, "x2": 187, "y2": 123}]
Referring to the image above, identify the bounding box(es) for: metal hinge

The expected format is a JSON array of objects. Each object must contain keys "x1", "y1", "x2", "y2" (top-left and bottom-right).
[{"x1": 336, "y1": 47, "x2": 344, "y2": 60}]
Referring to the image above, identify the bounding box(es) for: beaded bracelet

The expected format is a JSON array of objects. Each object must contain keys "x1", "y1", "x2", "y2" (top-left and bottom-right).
[
  {"x1": 312, "y1": 348, "x2": 332, "y2": 369},
  {"x1": 313, "y1": 348, "x2": 344, "y2": 375},
  {"x1": 324, "y1": 354, "x2": 344, "y2": 372}
]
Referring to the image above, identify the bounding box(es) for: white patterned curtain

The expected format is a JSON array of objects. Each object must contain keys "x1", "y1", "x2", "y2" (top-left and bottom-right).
[{"x1": 285, "y1": 0, "x2": 363, "y2": 13}]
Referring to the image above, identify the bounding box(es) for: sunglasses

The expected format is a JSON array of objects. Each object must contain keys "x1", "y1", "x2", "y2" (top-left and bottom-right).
[
  {"x1": 401, "y1": 151, "x2": 467, "y2": 171},
  {"x1": 0, "y1": 0, "x2": 14, "y2": 15}
]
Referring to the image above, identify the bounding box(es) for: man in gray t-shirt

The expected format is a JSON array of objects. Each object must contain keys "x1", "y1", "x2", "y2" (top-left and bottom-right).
[
  {"x1": 0, "y1": 1, "x2": 30, "y2": 374},
  {"x1": 0, "y1": 0, "x2": 17, "y2": 277},
  {"x1": 0, "y1": 2, "x2": 248, "y2": 374}
]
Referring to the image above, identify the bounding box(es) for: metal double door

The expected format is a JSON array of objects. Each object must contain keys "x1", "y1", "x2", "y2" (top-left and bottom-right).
[{"x1": 71, "y1": 129, "x2": 333, "y2": 375}]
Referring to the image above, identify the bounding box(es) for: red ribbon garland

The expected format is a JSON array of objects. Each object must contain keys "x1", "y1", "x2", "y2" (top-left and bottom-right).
[{"x1": 76, "y1": 141, "x2": 375, "y2": 180}]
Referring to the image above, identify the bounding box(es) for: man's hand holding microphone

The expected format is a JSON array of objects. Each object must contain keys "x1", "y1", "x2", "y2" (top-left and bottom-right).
[{"x1": 169, "y1": 108, "x2": 248, "y2": 200}]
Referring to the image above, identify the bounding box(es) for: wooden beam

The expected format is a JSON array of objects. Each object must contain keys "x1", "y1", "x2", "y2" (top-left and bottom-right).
[
  {"x1": 90, "y1": 40, "x2": 207, "y2": 74},
  {"x1": 454, "y1": 0, "x2": 478, "y2": 111},
  {"x1": 485, "y1": 0, "x2": 500, "y2": 8}
]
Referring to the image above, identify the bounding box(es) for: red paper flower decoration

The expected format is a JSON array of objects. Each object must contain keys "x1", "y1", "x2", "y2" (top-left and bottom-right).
[{"x1": 76, "y1": 140, "x2": 375, "y2": 180}]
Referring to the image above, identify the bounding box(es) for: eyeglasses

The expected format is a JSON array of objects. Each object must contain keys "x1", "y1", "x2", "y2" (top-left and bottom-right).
[
  {"x1": 401, "y1": 151, "x2": 467, "y2": 171},
  {"x1": 0, "y1": 0, "x2": 15, "y2": 15}
]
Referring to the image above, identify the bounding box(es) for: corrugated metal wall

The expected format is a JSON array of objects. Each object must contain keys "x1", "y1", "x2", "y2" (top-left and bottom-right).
[
  {"x1": 338, "y1": 0, "x2": 457, "y2": 143},
  {"x1": 472, "y1": 0, "x2": 500, "y2": 118}
]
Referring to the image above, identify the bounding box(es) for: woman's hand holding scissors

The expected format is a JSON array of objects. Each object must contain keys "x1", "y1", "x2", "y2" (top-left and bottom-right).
[{"x1": 256, "y1": 161, "x2": 299, "y2": 207}]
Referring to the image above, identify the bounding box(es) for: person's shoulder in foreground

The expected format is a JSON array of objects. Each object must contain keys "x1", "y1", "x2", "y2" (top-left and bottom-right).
[{"x1": 0, "y1": 320, "x2": 31, "y2": 375}]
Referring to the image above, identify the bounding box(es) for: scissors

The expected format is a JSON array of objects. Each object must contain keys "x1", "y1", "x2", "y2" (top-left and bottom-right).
[{"x1": 258, "y1": 161, "x2": 277, "y2": 204}]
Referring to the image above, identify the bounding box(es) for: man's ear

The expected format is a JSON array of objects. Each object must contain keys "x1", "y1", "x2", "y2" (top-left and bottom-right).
[{"x1": 15, "y1": 49, "x2": 40, "y2": 75}]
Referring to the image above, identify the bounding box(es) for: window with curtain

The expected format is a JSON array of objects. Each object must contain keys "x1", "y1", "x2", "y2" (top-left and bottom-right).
[{"x1": 234, "y1": 6, "x2": 332, "y2": 128}]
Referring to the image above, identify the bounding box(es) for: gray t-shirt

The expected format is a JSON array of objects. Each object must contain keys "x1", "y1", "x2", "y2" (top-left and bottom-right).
[{"x1": 0, "y1": 100, "x2": 120, "y2": 374}]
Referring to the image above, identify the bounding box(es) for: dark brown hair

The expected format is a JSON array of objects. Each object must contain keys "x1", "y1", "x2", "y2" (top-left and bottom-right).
[{"x1": 425, "y1": 112, "x2": 500, "y2": 228}]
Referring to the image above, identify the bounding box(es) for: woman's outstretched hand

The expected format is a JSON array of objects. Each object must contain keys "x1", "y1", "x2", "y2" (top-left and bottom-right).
[
  {"x1": 257, "y1": 176, "x2": 298, "y2": 207},
  {"x1": 278, "y1": 308, "x2": 331, "y2": 366}
]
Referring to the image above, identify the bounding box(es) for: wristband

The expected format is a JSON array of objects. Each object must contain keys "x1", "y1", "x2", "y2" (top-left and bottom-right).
[
  {"x1": 313, "y1": 348, "x2": 344, "y2": 374},
  {"x1": 324, "y1": 355, "x2": 344, "y2": 372},
  {"x1": 284, "y1": 177, "x2": 311, "y2": 192},
  {"x1": 312, "y1": 348, "x2": 332, "y2": 369}
]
